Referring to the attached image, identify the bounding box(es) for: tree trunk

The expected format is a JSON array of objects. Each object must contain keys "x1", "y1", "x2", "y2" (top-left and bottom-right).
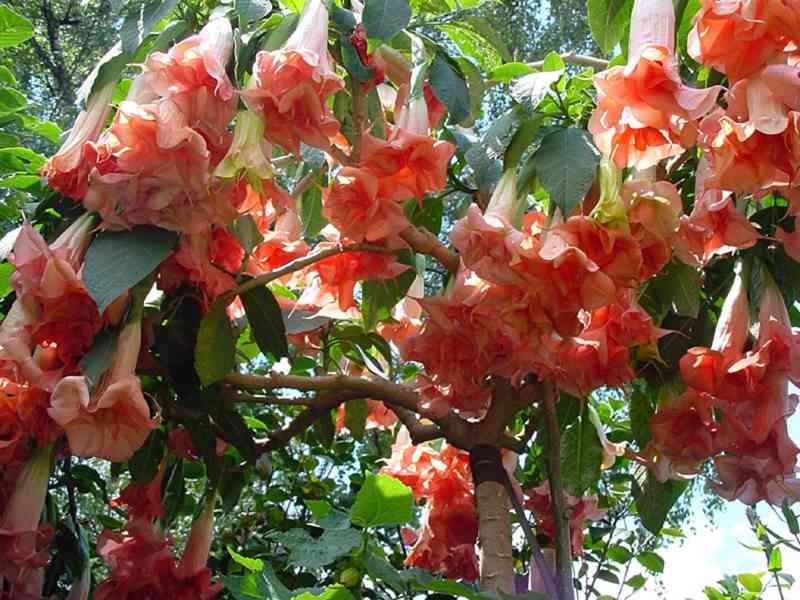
[
  {"x1": 475, "y1": 479, "x2": 515, "y2": 593},
  {"x1": 470, "y1": 445, "x2": 515, "y2": 594}
]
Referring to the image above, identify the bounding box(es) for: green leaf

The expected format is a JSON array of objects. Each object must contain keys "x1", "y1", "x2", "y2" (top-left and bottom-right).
[
  {"x1": 490, "y1": 62, "x2": 535, "y2": 83},
  {"x1": 439, "y1": 17, "x2": 510, "y2": 71},
  {"x1": 70, "y1": 464, "x2": 107, "y2": 500},
  {"x1": 636, "y1": 551, "x2": 664, "y2": 573},
  {"x1": 587, "y1": 0, "x2": 634, "y2": 56},
  {"x1": 82, "y1": 226, "x2": 177, "y2": 314},
  {"x1": 737, "y1": 573, "x2": 762, "y2": 593},
  {"x1": 161, "y1": 459, "x2": 185, "y2": 525},
  {"x1": 230, "y1": 214, "x2": 264, "y2": 254},
  {"x1": 0, "y1": 66, "x2": 16, "y2": 86},
  {"x1": 213, "y1": 407, "x2": 258, "y2": 463},
  {"x1": 0, "y1": 262, "x2": 14, "y2": 299},
  {"x1": 236, "y1": 0, "x2": 272, "y2": 24},
  {"x1": 224, "y1": 565, "x2": 293, "y2": 600},
  {"x1": 350, "y1": 472, "x2": 413, "y2": 528},
  {"x1": 120, "y1": 0, "x2": 179, "y2": 55},
  {"x1": 299, "y1": 185, "x2": 328, "y2": 237},
  {"x1": 228, "y1": 546, "x2": 265, "y2": 572},
  {"x1": 625, "y1": 575, "x2": 647, "y2": 590},
  {"x1": 80, "y1": 328, "x2": 120, "y2": 389},
  {"x1": 782, "y1": 501, "x2": 799, "y2": 534},
  {"x1": 362, "y1": 0, "x2": 411, "y2": 40},
  {"x1": 429, "y1": 54, "x2": 470, "y2": 124},
  {"x1": 340, "y1": 34, "x2": 376, "y2": 82},
  {"x1": 0, "y1": 87, "x2": 28, "y2": 118},
  {"x1": 561, "y1": 414, "x2": 603, "y2": 495},
  {"x1": 363, "y1": 553, "x2": 407, "y2": 593},
  {"x1": 241, "y1": 285, "x2": 289, "y2": 359},
  {"x1": 669, "y1": 262, "x2": 701, "y2": 318},
  {"x1": 607, "y1": 544, "x2": 633, "y2": 564},
  {"x1": 360, "y1": 268, "x2": 416, "y2": 331},
  {"x1": 268, "y1": 527, "x2": 362, "y2": 569},
  {"x1": 129, "y1": 429, "x2": 166, "y2": 480},
  {"x1": 405, "y1": 195, "x2": 443, "y2": 234},
  {"x1": 0, "y1": 147, "x2": 46, "y2": 174},
  {"x1": 633, "y1": 471, "x2": 689, "y2": 534},
  {"x1": 294, "y1": 586, "x2": 356, "y2": 600},
  {"x1": 534, "y1": 128, "x2": 600, "y2": 217},
  {"x1": 629, "y1": 388, "x2": 655, "y2": 448},
  {"x1": 195, "y1": 303, "x2": 236, "y2": 387},
  {"x1": 769, "y1": 547, "x2": 783, "y2": 571},
  {"x1": 0, "y1": 5, "x2": 33, "y2": 49},
  {"x1": 344, "y1": 398, "x2": 368, "y2": 440}
]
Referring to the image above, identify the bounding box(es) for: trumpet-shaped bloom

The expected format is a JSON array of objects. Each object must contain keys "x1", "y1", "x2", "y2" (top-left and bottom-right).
[
  {"x1": 688, "y1": 0, "x2": 800, "y2": 81},
  {"x1": 48, "y1": 320, "x2": 159, "y2": 462},
  {"x1": 248, "y1": 210, "x2": 309, "y2": 275},
  {"x1": 41, "y1": 83, "x2": 114, "y2": 200},
  {"x1": 214, "y1": 111, "x2": 274, "y2": 187},
  {"x1": 242, "y1": 0, "x2": 344, "y2": 155},
  {"x1": 322, "y1": 167, "x2": 410, "y2": 243},
  {"x1": 0, "y1": 446, "x2": 53, "y2": 593},
  {"x1": 85, "y1": 101, "x2": 238, "y2": 233},
  {"x1": 142, "y1": 18, "x2": 236, "y2": 153}
]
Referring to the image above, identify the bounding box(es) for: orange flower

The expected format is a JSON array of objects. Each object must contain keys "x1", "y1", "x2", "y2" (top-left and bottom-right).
[
  {"x1": 41, "y1": 82, "x2": 114, "y2": 200},
  {"x1": 322, "y1": 167, "x2": 410, "y2": 243},
  {"x1": 688, "y1": 0, "x2": 800, "y2": 81},
  {"x1": 85, "y1": 101, "x2": 238, "y2": 233},
  {"x1": 48, "y1": 320, "x2": 159, "y2": 462},
  {"x1": 142, "y1": 18, "x2": 236, "y2": 153},
  {"x1": 242, "y1": 0, "x2": 344, "y2": 155},
  {"x1": 248, "y1": 210, "x2": 309, "y2": 275}
]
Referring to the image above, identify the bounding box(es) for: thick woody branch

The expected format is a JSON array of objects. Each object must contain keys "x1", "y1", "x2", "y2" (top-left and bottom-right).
[
  {"x1": 528, "y1": 52, "x2": 609, "y2": 70},
  {"x1": 542, "y1": 383, "x2": 576, "y2": 600},
  {"x1": 228, "y1": 391, "x2": 317, "y2": 407},
  {"x1": 400, "y1": 226, "x2": 460, "y2": 273},
  {"x1": 230, "y1": 243, "x2": 395, "y2": 297},
  {"x1": 391, "y1": 406, "x2": 443, "y2": 444}
]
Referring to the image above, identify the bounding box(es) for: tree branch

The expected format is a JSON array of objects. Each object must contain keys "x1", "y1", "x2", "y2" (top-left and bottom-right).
[
  {"x1": 543, "y1": 382, "x2": 576, "y2": 600},
  {"x1": 400, "y1": 226, "x2": 460, "y2": 273},
  {"x1": 528, "y1": 52, "x2": 609, "y2": 70},
  {"x1": 391, "y1": 405, "x2": 443, "y2": 444},
  {"x1": 229, "y1": 243, "x2": 396, "y2": 297}
]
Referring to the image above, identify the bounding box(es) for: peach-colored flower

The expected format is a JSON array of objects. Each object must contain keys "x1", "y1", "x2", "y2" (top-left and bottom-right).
[
  {"x1": 688, "y1": 0, "x2": 800, "y2": 81},
  {"x1": 591, "y1": 20, "x2": 721, "y2": 170},
  {"x1": 41, "y1": 82, "x2": 114, "y2": 200},
  {"x1": 158, "y1": 227, "x2": 241, "y2": 306},
  {"x1": 48, "y1": 320, "x2": 159, "y2": 462},
  {"x1": 0, "y1": 215, "x2": 99, "y2": 388},
  {"x1": 0, "y1": 446, "x2": 53, "y2": 594},
  {"x1": 214, "y1": 111, "x2": 274, "y2": 188},
  {"x1": 323, "y1": 167, "x2": 410, "y2": 243},
  {"x1": 242, "y1": 0, "x2": 344, "y2": 155},
  {"x1": 248, "y1": 210, "x2": 309, "y2": 275},
  {"x1": 142, "y1": 18, "x2": 236, "y2": 153},
  {"x1": 85, "y1": 101, "x2": 237, "y2": 233}
]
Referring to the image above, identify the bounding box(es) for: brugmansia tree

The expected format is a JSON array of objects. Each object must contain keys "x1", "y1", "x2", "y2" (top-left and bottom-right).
[{"x1": 0, "y1": 0, "x2": 799, "y2": 598}]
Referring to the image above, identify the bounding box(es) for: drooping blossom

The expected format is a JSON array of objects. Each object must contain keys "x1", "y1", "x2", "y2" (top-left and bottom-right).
[
  {"x1": 688, "y1": 0, "x2": 800, "y2": 82},
  {"x1": 48, "y1": 317, "x2": 160, "y2": 463},
  {"x1": 322, "y1": 167, "x2": 410, "y2": 243},
  {"x1": 382, "y1": 430, "x2": 478, "y2": 581},
  {"x1": 142, "y1": 18, "x2": 236, "y2": 154},
  {"x1": 524, "y1": 481, "x2": 606, "y2": 555},
  {"x1": 0, "y1": 446, "x2": 53, "y2": 596},
  {"x1": 674, "y1": 158, "x2": 760, "y2": 267},
  {"x1": 85, "y1": 101, "x2": 237, "y2": 233},
  {"x1": 590, "y1": 0, "x2": 721, "y2": 169},
  {"x1": 359, "y1": 93, "x2": 455, "y2": 202},
  {"x1": 242, "y1": 0, "x2": 344, "y2": 155},
  {"x1": 377, "y1": 275, "x2": 424, "y2": 344},
  {"x1": 297, "y1": 226, "x2": 409, "y2": 316},
  {"x1": 41, "y1": 83, "x2": 114, "y2": 200},
  {"x1": 158, "y1": 227, "x2": 242, "y2": 306},
  {"x1": 0, "y1": 214, "x2": 99, "y2": 390},
  {"x1": 0, "y1": 375, "x2": 59, "y2": 465},
  {"x1": 214, "y1": 111, "x2": 274, "y2": 188},
  {"x1": 587, "y1": 403, "x2": 627, "y2": 469},
  {"x1": 248, "y1": 210, "x2": 309, "y2": 276}
]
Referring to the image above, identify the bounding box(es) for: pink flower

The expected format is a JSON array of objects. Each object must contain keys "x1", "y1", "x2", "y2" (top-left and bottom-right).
[
  {"x1": 242, "y1": 0, "x2": 344, "y2": 155},
  {"x1": 142, "y1": 18, "x2": 236, "y2": 153},
  {"x1": 248, "y1": 210, "x2": 309, "y2": 275},
  {"x1": 48, "y1": 319, "x2": 160, "y2": 462},
  {"x1": 688, "y1": 0, "x2": 800, "y2": 81},
  {"x1": 85, "y1": 101, "x2": 237, "y2": 233},
  {"x1": 777, "y1": 225, "x2": 800, "y2": 262},
  {"x1": 0, "y1": 446, "x2": 53, "y2": 594},
  {"x1": 0, "y1": 215, "x2": 99, "y2": 388},
  {"x1": 41, "y1": 83, "x2": 114, "y2": 200},
  {"x1": 176, "y1": 495, "x2": 216, "y2": 580},
  {"x1": 323, "y1": 167, "x2": 410, "y2": 244}
]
